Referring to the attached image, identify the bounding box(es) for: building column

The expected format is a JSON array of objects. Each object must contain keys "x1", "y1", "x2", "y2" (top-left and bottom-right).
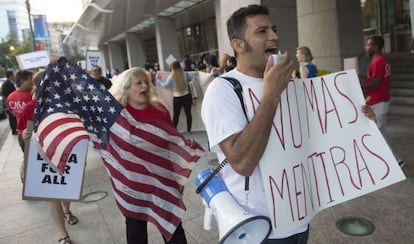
[
  {"x1": 108, "y1": 42, "x2": 124, "y2": 72},
  {"x1": 296, "y1": 0, "x2": 364, "y2": 73},
  {"x1": 126, "y1": 32, "x2": 146, "y2": 68},
  {"x1": 102, "y1": 44, "x2": 111, "y2": 72},
  {"x1": 216, "y1": 0, "x2": 261, "y2": 58},
  {"x1": 265, "y1": 1, "x2": 298, "y2": 60},
  {"x1": 155, "y1": 16, "x2": 180, "y2": 71}
]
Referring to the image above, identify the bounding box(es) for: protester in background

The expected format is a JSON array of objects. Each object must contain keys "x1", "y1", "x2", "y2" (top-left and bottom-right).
[
  {"x1": 111, "y1": 68, "x2": 120, "y2": 81},
  {"x1": 201, "y1": 5, "x2": 376, "y2": 243},
  {"x1": 144, "y1": 63, "x2": 157, "y2": 86},
  {"x1": 224, "y1": 56, "x2": 237, "y2": 72},
  {"x1": 110, "y1": 67, "x2": 191, "y2": 244},
  {"x1": 208, "y1": 54, "x2": 220, "y2": 77},
  {"x1": 105, "y1": 67, "x2": 112, "y2": 79},
  {"x1": 7, "y1": 70, "x2": 34, "y2": 152},
  {"x1": 292, "y1": 46, "x2": 317, "y2": 78},
  {"x1": 157, "y1": 61, "x2": 194, "y2": 133},
  {"x1": 154, "y1": 62, "x2": 160, "y2": 72},
  {"x1": 197, "y1": 54, "x2": 208, "y2": 72},
  {"x1": 359, "y1": 35, "x2": 404, "y2": 167},
  {"x1": 182, "y1": 56, "x2": 195, "y2": 71},
  {"x1": 1, "y1": 70, "x2": 17, "y2": 135},
  {"x1": 91, "y1": 65, "x2": 112, "y2": 89},
  {"x1": 19, "y1": 70, "x2": 78, "y2": 244},
  {"x1": 216, "y1": 53, "x2": 231, "y2": 75}
]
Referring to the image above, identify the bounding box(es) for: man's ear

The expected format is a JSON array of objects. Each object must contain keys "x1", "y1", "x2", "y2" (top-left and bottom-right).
[{"x1": 231, "y1": 39, "x2": 244, "y2": 55}]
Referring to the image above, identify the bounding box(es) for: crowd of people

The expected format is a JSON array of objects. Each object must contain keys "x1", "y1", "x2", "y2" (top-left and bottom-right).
[{"x1": 0, "y1": 4, "x2": 406, "y2": 244}]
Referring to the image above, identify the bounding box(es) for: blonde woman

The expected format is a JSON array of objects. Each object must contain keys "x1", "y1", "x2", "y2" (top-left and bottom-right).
[
  {"x1": 156, "y1": 61, "x2": 193, "y2": 133},
  {"x1": 110, "y1": 67, "x2": 188, "y2": 244},
  {"x1": 19, "y1": 71, "x2": 78, "y2": 244}
]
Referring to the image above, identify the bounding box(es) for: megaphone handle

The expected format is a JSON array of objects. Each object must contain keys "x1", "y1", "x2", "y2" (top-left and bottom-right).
[
  {"x1": 203, "y1": 207, "x2": 213, "y2": 230},
  {"x1": 196, "y1": 159, "x2": 228, "y2": 194}
]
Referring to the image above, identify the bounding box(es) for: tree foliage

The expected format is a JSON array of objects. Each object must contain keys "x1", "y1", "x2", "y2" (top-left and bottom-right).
[
  {"x1": 362, "y1": 0, "x2": 376, "y2": 29},
  {"x1": 0, "y1": 33, "x2": 33, "y2": 71},
  {"x1": 67, "y1": 53, "x2": 85, "y2": 64}
]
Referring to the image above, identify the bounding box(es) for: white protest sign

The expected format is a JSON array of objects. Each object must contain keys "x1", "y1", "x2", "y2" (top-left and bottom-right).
[
  {"x1": 243, "y1": 70, "x2": 406, "y2": 236},
  {"x1": 23, "y1": 137, "x2": 88, "y2": 201},
  {"x1": 16, "y1": 50, "x2": 50, "y2": 70},
  {"x1": 165, "y1": 54, "x2": 177, "y2": 66},
  {"x1": 86, "y1": 50, "x2": 102, "y2": 71}
]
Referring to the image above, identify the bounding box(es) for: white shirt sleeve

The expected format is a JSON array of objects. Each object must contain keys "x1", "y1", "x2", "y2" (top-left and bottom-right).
[{"x1": 201, "y1": 77, "x2": 249, "y2": 153}]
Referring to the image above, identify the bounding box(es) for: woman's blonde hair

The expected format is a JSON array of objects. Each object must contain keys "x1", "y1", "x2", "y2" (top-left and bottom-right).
[
  {"x1": 297, "y1": 46, "x2": 313, "y2": 62},
  {"x1": 170, "y1": 61, "x2": 186, "y2": 93},
  {"x1": 109, "y1": 67, "x2": 156, "y2": 107}
]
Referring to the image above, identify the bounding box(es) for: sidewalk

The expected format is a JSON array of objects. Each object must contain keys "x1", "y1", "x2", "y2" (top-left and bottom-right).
[{"x1": 0, "y1": 112, "x2": 413, "y2": 243}]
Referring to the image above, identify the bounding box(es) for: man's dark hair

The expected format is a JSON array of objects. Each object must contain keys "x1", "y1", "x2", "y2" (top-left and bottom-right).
[
  {"x1": 15, "y1": 70, "x2": 33, "y2": 88},
  {"x1": 6, "y1": 70, "x2": 14, "y2": 79},
  {"x1": 226, "y1": 4, "x2": 269, "y2": 41},
  {"x1": 369, "y1": 35, "x2": 384, "y2": 51}
]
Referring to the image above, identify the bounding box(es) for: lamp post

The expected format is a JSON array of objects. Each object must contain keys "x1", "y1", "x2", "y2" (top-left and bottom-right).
[{"x1": 25, "y1": 0, "x2": 36, "y2": 51}]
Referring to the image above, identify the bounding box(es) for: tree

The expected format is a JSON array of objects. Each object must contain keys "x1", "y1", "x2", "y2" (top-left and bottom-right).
[
  {"x1": 0, "y1": 33, "x2": 33, "y2": 70},
  {"x1": 362, "y1": 0, "x2": 376, "y2": 30},
  {"x1": 67, "y1": 53, "x2": 85, "y2": 64},
  {"x1": 0, "y1": 33, "x2": 19, "y2": 70}
]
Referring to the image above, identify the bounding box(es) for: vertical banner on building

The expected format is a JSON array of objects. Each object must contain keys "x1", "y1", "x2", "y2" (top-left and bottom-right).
[
  {"x1": 33, "y1": 15, "x2": 50, "y2": 40},
  {"x1": 86, "y1": 50, "x2": 102, "y2": 71}
]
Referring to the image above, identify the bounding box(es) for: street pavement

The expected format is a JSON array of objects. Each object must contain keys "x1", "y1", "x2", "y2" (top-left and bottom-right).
[{"x1": 0, "y1": 111, "x2": 413, "y2": 243}]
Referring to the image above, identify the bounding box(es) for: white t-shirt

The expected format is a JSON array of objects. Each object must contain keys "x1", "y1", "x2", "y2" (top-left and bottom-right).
[{"x1": 201, "y1": 68, "x2": 308, "y2": 239}]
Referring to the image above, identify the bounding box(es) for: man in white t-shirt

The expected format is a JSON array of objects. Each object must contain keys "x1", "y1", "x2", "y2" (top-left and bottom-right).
[{"x1": 201, "y1": 4, "x2": 375, "y2": 243}]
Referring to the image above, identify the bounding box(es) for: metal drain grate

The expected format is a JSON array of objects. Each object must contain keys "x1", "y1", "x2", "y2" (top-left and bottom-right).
[{"x1": 336, "y1": 216, "x2": 375, "y2": 236}]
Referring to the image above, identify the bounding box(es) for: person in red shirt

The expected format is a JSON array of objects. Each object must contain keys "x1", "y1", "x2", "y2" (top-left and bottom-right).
[
  {"x1": 7, "y1": 70, "x2": 34, "y2": 152},
  {"x1": 20, "y1": 71, "x2": 79, "y2": 244},
  {"x1": 359, "y1": 35, "x2": 403, "y2": 167}
]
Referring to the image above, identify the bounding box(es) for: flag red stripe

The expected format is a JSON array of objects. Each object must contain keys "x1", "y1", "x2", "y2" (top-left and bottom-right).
[
  {"x1": 43, "y1": 126, "x2": 87, "y2": 160},
  {"x1": 115, "y1": 116, "x2": 200, "y2": 164},
  {"x1": 54, "y1": 134, "x2": 89, "y2": 172},
  {"x1": 112, "y1": 185, "x2": 183, "y2": 224},
  {"x1": 105, "y1": 143, "x2": 184, "y2": 192},
  {"x1": 109, "y1": 130, "x2": 191, "y2": 179},
  {"x1": 103, "y1": 158, "x2": 183, "y2": 206},
  {"x1": 37, "y1": 117, "x2": 82, "y2": 145}
]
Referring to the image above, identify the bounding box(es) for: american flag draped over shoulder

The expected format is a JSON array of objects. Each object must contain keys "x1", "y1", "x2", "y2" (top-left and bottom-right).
[{"x1": 34, "y1": 58, "x2": 204, "y2": 240}]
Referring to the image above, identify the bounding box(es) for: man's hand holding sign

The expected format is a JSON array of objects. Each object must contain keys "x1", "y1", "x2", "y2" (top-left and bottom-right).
[{"x1": 243, "y1": 69, "x2": 405, "y2": 235}]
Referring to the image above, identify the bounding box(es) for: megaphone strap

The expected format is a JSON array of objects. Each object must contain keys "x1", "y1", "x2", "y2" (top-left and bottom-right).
[
  {"x1": 197, "y1": 76, "x2": 251, "y2": 197},
  {"x1": 196, "y1": 159, "x2": 228, "y2": 194}
]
